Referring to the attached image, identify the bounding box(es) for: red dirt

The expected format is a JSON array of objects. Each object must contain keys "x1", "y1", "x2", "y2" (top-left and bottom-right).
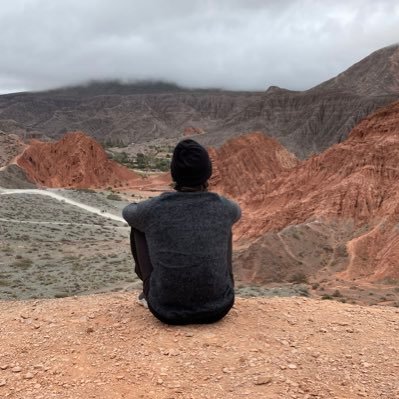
[
  {"x1": 0, "y1": 293, "x2": 398, "y2": 399},
  {"x1": 16, "y1": 132, "x2": 141, "y2": 189}
]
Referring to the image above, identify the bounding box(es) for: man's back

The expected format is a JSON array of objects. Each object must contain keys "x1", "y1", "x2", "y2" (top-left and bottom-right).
[{"x1": 123, "y1": 191, "x2": 240, "y2": 324}]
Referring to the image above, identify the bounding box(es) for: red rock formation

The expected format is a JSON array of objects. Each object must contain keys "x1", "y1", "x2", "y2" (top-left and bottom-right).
[
  {"x1": 209, "y1": 132, "x2": 298, "y2": 198},
  {"x1": 17, "y1": 132, "x2": 141, "y2": 188},
  {"x1": 232, "y1": 101, "x2": 399, "y2": 282},
  {"x1": 130, "y1": 131, "x2": 298, "y2": 194},
  {"x1": 183, "y1": 126, "x2": 205, "y2": 137}
]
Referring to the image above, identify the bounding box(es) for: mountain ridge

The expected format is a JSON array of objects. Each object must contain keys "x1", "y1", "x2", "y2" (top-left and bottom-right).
[{"x1": 0, "y1": 45, "x2": 398, "y2": 157}]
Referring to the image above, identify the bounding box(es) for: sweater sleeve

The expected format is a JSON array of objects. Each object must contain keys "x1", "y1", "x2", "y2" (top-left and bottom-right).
[
  {"x1": 221, "y1": 196, "x2": 241, "y2": 224},
  {"x1": 122, "y1": 199, "x2": 153, "y2": 232}
]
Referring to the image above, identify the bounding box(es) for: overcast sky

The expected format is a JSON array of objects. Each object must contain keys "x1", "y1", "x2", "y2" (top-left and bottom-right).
[{"x1": 0, "y1": 0, "x2": 398, "y2": 94}]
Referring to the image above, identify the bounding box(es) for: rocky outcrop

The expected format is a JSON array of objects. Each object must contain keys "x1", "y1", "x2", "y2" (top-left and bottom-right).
[
  {"x1": 16, "y1": 132, "x2": 141, "y2": 188},
  {"x1": 1, "y1": 45, "x2": 398, "y2": 158},
  {"x1": 209, "y1": 132, "x2": 298, "y2": 198},
  {"x1": 222, "y1": 101, "x2": 399, "y2": 283}
]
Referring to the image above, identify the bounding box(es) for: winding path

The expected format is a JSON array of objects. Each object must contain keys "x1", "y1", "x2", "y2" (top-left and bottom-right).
[{"x1": 0, "y1": 188, "x2": 125, "y2": 223}]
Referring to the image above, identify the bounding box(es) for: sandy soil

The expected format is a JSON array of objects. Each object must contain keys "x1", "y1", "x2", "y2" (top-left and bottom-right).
[{"x1": 0, "y1": 294, "x2": 398, "y2": 399}]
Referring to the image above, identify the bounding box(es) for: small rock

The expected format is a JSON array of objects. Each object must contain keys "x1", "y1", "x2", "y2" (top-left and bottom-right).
[
  {"x1": 86, "y1": 327, "x2": 95, "y2": 334},
  {"x1": 0, "y1": 380, "x2": 6, "y2": 387},
  {"x1": 288, "y1": 364, "x2": 297, "y2": 369},
  {"x1": 24, "y1": 372, "x2": 34, "y2": 380},
  {"x1": 0, "y1": 365, "x2": 8, "y2": 370},
  {"x1": 254, "y1": 376, "x2": 272, "y2": 385},
  {"x1": 11, "y1": 366, "x2": 22, "y2": 373}
]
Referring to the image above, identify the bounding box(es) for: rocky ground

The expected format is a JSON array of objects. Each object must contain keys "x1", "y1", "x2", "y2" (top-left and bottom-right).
[{"x1": 0, "y1": 294, "x2": 398, "y2": 399}]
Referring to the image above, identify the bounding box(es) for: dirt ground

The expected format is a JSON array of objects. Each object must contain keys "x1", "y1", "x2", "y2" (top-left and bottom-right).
[{"x1": 0, "y1": 294, "x2": 398, "y2": 399}]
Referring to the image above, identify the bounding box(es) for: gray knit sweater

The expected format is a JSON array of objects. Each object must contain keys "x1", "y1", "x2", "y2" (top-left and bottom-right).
[{"x1": 122, "y1": 191, "x2": 241, "y2": 324}]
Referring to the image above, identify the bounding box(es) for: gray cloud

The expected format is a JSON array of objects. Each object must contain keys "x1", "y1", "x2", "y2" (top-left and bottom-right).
[{"x1": 0, "y1": 0, "x2": 398, "y2": 93}]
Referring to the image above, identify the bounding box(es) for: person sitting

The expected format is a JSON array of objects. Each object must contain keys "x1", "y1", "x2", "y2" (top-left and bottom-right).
[{"x1": 122, "y1": 139, "x2": 241, "y2": 325}]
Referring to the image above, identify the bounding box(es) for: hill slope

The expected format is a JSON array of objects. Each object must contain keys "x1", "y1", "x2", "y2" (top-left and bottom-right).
[
  {"x1": 210, "y1": 101, "x2": 399, "y2": 283},
  {"x1": 16, "y1": 132, "x2": 141, "y2": 188}
]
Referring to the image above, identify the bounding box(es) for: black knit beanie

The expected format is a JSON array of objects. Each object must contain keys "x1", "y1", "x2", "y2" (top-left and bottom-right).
[{"x1": 171, "y1": 139, "x2": 212, "y2": 187}]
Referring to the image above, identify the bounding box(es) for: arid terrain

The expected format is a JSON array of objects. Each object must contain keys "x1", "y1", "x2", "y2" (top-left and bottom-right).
[
  {"x1": 2, "y1": 99, "x2": 399, "y2": 306},
  {"x1": 0, "y1": 188, "x2": 139, "y2": 300},
  {"x1": 0, "y1": 294, "x2": 398, "y2": 399},
  {"x1": 1, "y1": 42, "x2": 399, "y2": 399}
]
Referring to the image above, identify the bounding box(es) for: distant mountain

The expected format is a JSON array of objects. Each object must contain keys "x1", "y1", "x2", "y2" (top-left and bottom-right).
[{"x1": 0, "y1": 44, "x2": 398, "y2": 157}]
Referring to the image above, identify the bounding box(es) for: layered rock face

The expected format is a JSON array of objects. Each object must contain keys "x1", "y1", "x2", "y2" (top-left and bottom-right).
[
  {"x1": 209, "y1": 132, "x2": 298, "y2": 198},
  {"x1": 1, "y1": 45, "x2": 398, "y2": 158},
  {"x1": 213, "y1": 102, "x2": 399, "y2": 283},
  {"x1": 16, "y1": 132, "x2": 140, "y2": 188}
]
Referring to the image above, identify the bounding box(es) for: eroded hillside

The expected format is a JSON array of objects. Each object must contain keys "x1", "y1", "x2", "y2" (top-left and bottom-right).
[
  {"x1": 16, "y1": 132, "x2": 141, "y2": 188},
  {"x1": 217, "y1": 101, "x2": 399, "y2": 284}
]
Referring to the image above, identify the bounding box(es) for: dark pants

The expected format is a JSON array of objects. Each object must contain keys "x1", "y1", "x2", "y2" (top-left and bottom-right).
[
  {"x1": 130, "y1": 228, "x2": 153, "y2": 298},
  {"x1": 130, "y1": 228, "x2": 234, "y2": 298}
]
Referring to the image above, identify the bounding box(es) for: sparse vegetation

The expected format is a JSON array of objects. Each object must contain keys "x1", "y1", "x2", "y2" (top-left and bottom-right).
[
  {"x1": 289, "y1": 272, "x2": 308, "y2": 284},
  {"x1": 106, "y1": 193, "x2": 122, "y2": 201},
  {"x1": 12, "y1": 258, "x2": 33, "y2": 270}
]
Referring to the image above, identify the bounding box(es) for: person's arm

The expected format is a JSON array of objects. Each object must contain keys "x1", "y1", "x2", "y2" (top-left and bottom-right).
[
  {"x1": 122, "y1": 199, "x2": 153, "y2": 232},
  {"x1": 221, "y1": 197, "x2": 241, "y2": 224}
]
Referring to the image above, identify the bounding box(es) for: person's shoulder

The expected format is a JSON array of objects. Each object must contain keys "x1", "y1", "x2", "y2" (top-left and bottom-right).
[
  {"x1": 212, "y1": 193, "x2": 241, "y2": 223},
  {"x1": 211, "y1": 193, "x2": 239, "y2": 207}
]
